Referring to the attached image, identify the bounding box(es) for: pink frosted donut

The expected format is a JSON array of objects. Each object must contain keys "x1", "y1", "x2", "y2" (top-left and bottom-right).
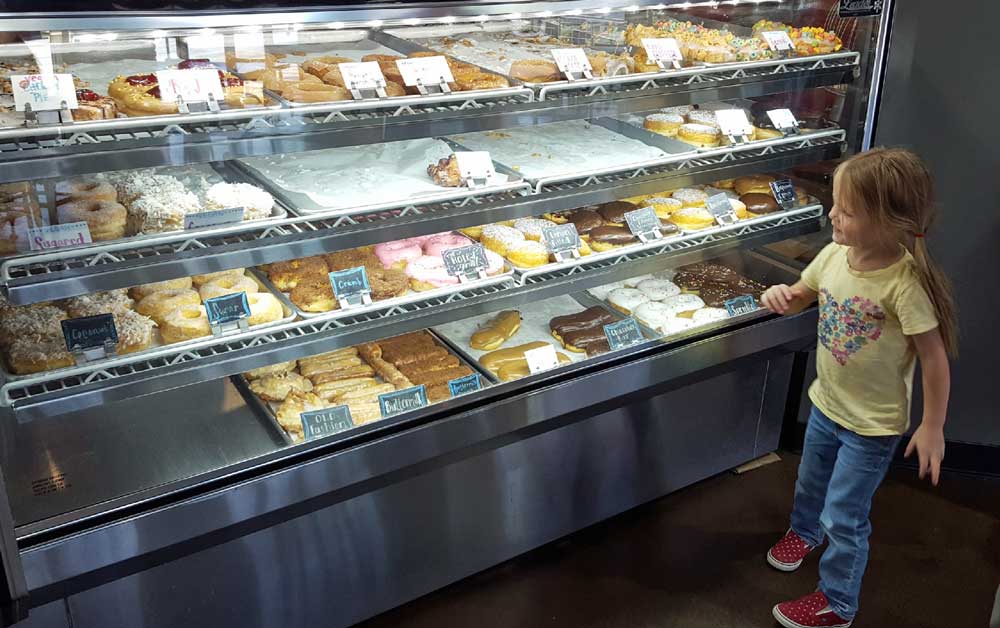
[
  {"x1": 422, "y1": 232, "x2": 472, "y2": 257},
  {"x1": 405, "y1": 255, "x2": 460, "y2": 290},
  {"x1": 484, "y1": 249, "x2": 505, "y2": 275},
  {"x1": 374, "y1": 240, "x2": 423, "y2": 269}
]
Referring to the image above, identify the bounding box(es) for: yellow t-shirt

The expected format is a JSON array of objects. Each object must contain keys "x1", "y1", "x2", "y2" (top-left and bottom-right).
[{"x1": 802, "y1": 243, "x2": 938, "y2": 436}]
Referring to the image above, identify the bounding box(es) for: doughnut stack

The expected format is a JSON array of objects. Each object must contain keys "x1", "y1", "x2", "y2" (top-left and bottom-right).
[{"x1": 0, "y1": 181, "x2": 43, "y2": 254}]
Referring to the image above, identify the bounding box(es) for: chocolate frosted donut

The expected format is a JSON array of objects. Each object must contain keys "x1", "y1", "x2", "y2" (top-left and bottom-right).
[
  {"x1": 589, "y1": 225, "x2": 638, "y2": 246},
  {"x1": 550, "y1": 306, "x2": 618, "y2": 336},
  {"x1": 699, "y1": 284, "x2": 743, "y2": 307},
  {"x1": 567, "y1": 209, "x2": 604, "y2": 236},
  {"x1": 597, "y1": 200, "x2": 639, "y2": 225},
  {"x1": 674, "y1": 262, "x2": 741, "y2": 290},
  {"x1": 563, "y1": 327, "x2": 613, "y2": 353},
  {"x1": 740, "y1": 192, "x2": 780, "y2": 215}
]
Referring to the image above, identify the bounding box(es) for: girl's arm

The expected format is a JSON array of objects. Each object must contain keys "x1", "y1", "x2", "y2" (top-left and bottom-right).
[
  {"x1": 904, "y1": 328, "x2": 951, "y2": 486},
  {"x1": 761, "y1": 280, "x2": 818, "y2": 315}
]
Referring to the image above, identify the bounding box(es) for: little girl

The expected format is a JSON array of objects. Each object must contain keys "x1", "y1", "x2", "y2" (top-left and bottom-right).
[{"x1": 761, "y1": 147, "x2": 956, "y2": 628}]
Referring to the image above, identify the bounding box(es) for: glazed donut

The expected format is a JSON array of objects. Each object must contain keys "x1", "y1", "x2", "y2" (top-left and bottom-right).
[
  {"x1": 734, "y1": 175, "x2": 776, "y2": 196},
  {"x1": 283, "y1": 82, "x2": 351, "y2": 103},
  {"x1": 470, "y1": 310, "x2": 522, "y2": 351},
  {"x1": 160, "y1": 303, "x2": 211, "y2": 344},
  {"x1": 129, "y1": 276, "x2": 193, "y2": 300},
  {"x1": 135, "y1": 288, "x2": 201, "y2": 323},
  {"x1": 191, "y1": 268, "x2": 245, "y2": 287},
  {"x1": 55, "y1": 178, "x2": 117, "y2": 205},
  {"x1": 198, "y1": 275, "x2": 259, "y2": 301},
  {"x1": 57, "y1": 199, "x2": 126, "y2": 241},
  {"x1": 405, "y1": 255, "x2": 459, "y2": 292},
  {"x1": 374, "y1": 240, "x2": 423, "y2": 270},
  {"x1": 246, "y1": 292, "x2": 283, "y2": 326},
  {"x1": 290, "y1": 275, "x2": 338, "y2": 313},
  {"x1": 669, "y1": 206, "x2": 716, "y2": 231}
]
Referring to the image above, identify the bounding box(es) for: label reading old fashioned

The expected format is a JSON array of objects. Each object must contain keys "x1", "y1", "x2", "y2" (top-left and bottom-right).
[{"x1": 300, "y1": 405, "x2": 354, "y2": 440}]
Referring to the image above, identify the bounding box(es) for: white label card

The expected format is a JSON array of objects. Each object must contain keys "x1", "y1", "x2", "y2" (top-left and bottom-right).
[
  {"x1": 716, "y1": 109, "x2": 754, "y2": 138},
  {"x1": 761, "y1": 30, "x2": 794, "y2": 51},
  {"x1": 11, "y1": 74, "x2": 78, "y2": 112},
  {"x1": 395, "y1": 56, "x2": 455, "y2": 87},
  {"x1": 767, "y1": 108, "x2": 798, "y2": 130},
  {"x1": 339, "y1": 62, "x2": 386, "y2": 91},
  {"x1": 641, "y1": 38, "x2": 683, "y2": 63},
  {"x1": 454, "y1": 151, "x2": 496, "y2": 181},
  {"x1": 551, "y1": 48, "x2": 592, "y2": 75},
  {"x1": 156, "y1": 69, "x2": 225, "y2": 103},
  {"x1": 524, "y1": 344, "x2": 560, "y2": 374},
  {"x1": 28, "y1": 222, "x2": 92, "y2": 251}
]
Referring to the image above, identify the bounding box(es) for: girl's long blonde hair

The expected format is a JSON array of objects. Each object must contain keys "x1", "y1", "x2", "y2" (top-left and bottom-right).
[{"x1": 835, "y1": 147, "x2": 958, "y2": 357}]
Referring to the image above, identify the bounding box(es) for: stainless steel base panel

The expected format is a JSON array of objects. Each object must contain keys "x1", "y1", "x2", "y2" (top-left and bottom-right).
[{"x1": 34, "y1": 352, "x2": 791, "y2": 628}]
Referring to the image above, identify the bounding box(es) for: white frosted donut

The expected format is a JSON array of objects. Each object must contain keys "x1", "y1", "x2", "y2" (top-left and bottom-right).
[
  {"x1": 633, "y1": 302, "x2": 675, "y2": 333},
  {"x1": 661, "y1": 317, "x2": 695, "y2": 336},
  {"x1": 607, "y1": 288, "x2": 650, "y2": 315},
  {"x1": 623, "y1": 273, "x2": 654, "y2": 288},
  {"x1": 204, "y1": 182, "x2": 274, "y2": 221},
  {"x1": 660, "y1": 293, "x2": 706, "y2": 316},
  {"x1": 636, "y1": 278, "x2": 681, "y2": 301},
  {"x1": 588, "y1": 280, "x2": 628, "y2": 301},
  {"x1": 692, "y1": 307, "x2": 729, "y2": 325}
]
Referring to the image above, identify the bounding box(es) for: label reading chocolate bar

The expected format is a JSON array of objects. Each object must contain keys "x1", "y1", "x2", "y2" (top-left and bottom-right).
[
  {"x1": 624, "y1": 206, "x2": 662, "y2": 238},
  {"x1": 725, "y1": 294, "x2": 759, "y2": 317},
  {"x1": 524, "y1": 344, "x2": 560, "y2": 374},
  {"x1": 379, "y1": 385, "x2": 428, "y2": 418},
  {"x1": 61, "y1": 313, "x2": 118, "y2": 352},
  {"x1": 603, "y1": 318, "x2": 645, "y2": 351},
  {"x1": 204, "y1": 291, "x2": 251, "y2": 325},
  {"x1": 329, "y1": 266, "x2": 370, "y2": 299},
  {"x1": 542, "y1": 223, "x2": 580, "y2": 255},
  {"x1": 770, "y1": 179, "x2": 798, "y2": 210},
  {"x1": 185, "y1": 206, "x2": 244, "y2": 229},
  {"x1": 442, "y1": 244, "x2": 488, "y2": 277},
  {"x1": 300, "y1": 405, "x2": 354, "y2": 440},
  {"x1": 705, "y1": 193, "x2": 738, "y2": 225},
  {"x1": 28, "y1": 222, "x2": 93, "y2": 251},
  {"x1": 448, "y1": 373, "x2": 481, "y2": 397}
]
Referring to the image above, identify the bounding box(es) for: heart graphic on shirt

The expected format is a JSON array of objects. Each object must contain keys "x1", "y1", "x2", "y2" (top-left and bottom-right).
[{"x1": 817, "y1": 289, "x2": 885, "y2": 366}]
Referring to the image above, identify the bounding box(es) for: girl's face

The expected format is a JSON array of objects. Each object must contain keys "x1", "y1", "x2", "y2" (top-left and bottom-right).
[{"x1": 830, "y1": 172, "x2": 875, "y2": 248}]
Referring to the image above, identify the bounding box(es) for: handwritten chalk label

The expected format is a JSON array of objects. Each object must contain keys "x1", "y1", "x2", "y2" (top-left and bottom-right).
[
  {"x1": 524, "y1": 344, "x2": 560, "y2": 374},
  {"x1": 542, "y1": 223, "x2": 580, "y2": 255},
  {"x1": 184, "y1": 206, "x2": 245, "y2": 229},
  {"x1": 379, "y1": 385, "x2": 428, "y2": 418},
  {"x1": 442, "y1": 244, "x2": 489, "y2": 277},
  {"x1": 329, "y1": 266, "x2": 370, "y2": 299},
  {"x1": 395, "y1": 56, "x2": 455, "y2": 87},
  {"x1": 11, "y1": 74, "x2": 78, "y2": 112},
  {"x1": 300, "y1": 405, "x2": 354, "y2": 440},
  {"x1": 603, "y1": 318, "x2": 645, "y2": 351},
  {"x1": 641, "y1": 38, "x2": 683, "y2": 63},
  {"x1": 770, "y1": 179, "x2": 798, "y2": 209},
  {"x1": 705, "y1": 193, "x2": 739, "y2": 225},
  {"x1": 725, "y1": 294, "x2": 759, "y2": 317},
  {"x1": 204, "y1": 291, "x2": 251, "y2": 325},
  {"x1": 624, "y1": 206, "x2": 662, "y2": 237},
  {"x1": 339, "y1": 61, "x2": 386, "y2": 91},
  {"x1": 839, "y1": 0, "x2": 883, "y2": 18},
  {"x1": 715, "y1": 109, "x2": 754, "y2": 138},
  {"x1": 454, "y1": 151, "x2": 497, "y2": 184},
  {"x1": 448, "y1": 372, "x2": 482, "y2": 397},
  {"x1": 551, "y1": 48, "x2": 592, "y2": 76},
  {"x1": 760, "y1": 30, "x2": 794, "y2": 51},
  {"x1": 156, "y1": 68, "x2": 225, "y2": 103},
  {"x1": 767, "y1": 108, "x2": 799, "y2": 132},
  {"x1": 28, "y1": 222, "x2": 93, "y2": 251},
  {"x1": 61, "y1": 313, "x2": 118, "y2": 352}
]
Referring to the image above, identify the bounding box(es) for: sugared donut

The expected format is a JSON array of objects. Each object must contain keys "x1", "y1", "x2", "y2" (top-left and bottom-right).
[{"x1": 56, "y1": 199, "x2": 126, "y2": 241}]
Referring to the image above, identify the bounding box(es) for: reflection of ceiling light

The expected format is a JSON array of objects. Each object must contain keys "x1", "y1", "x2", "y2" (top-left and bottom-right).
[
  {"x1": 537, "y1": 10, "x2": 553, "y2": 17},
  {"x1": 625, "y1": 4, "x2": 640, "y2": 10},
  {"x1": 368, "y1": 20, "x2": 383, "y2": 28},
  {"x1": 405, "y1": 18, "x2": 420, "y2": 25},
  {"x1": 149, "y1": 29, "x2": 168, "y2": 37},
  {"x1": 198, "y1": 28, "x2": 216, "y2": 36},
  {"x1": 441, "y1": 16, "x2": 456, "y2": 23},
  {"x1": 566, "y1": 8, "x2": 583, "y2": 15},
  {"x1": 505, "y1": 12, "x2": 522, "y2": 20},
  {"x1": 326, "y1": 22, "x2": 344, "y2": 29},
  {"x1": 237, "y1": 25, "x2": 261, "y2": 32},
  {"x1": 72, "y1": 32, "x2": 119, "y2": 43},
  {"x1": 476, "y1": 15, "x2": 489, "y2": 21},
  {"x1": 595, "y1": 7, "x2": 612, "y2": 14}
]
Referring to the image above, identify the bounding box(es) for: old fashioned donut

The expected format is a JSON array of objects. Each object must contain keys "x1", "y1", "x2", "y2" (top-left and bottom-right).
[
  {"x1": 55, "y1": 178, "x2": 117, "y2": 205},
  {"x1": 160, "y1": 303, "x2": 211, "y2": 344},
  {"x1": 247, "y1": 292, "x2": 283, "y2": 326},
  {"x1": 57, "y1": 199, "x2": 126, "y2": 241},
  {"x1": 198, "y1": 275, "x2": 259, "y2": 301},
  {"x1": 135, "y1": 288, "x2": 201, "y2": 323},
  {"x1": 129, "y1": 277, "x2": 193, "y2": 300}
]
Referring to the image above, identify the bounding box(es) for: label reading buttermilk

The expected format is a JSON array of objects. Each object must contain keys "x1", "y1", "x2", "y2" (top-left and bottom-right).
[
  {"x1": 204, "y1": 291, "x2": 251, "y2": 325},
  {"x1": 329, "y1": 266, "x2": 370, "y2": 299},
  {"x1": 603, "y1": 318, "x2": 645, "y2": 351},
  {"x1": 542, "y1": 223, "x2": 580, "y2": 255},
  {"x1": 448, "y1": 372, "x2": 481, "y2": 397},
  {"x1": 61, "y1": 313, "x2": 118, "y2": 352},
  {"x1": 724, "y1": 295, "x2": 759, "y2": 317},
  {"x1": 624, "y1": 206, "x2": 661, "y2": 237},
  {"x1": 770, "y1": 179, "x2": 798, "y2": 209},
  {"x1": 379, "y1": 385, "x2": 428, "y2": 418},
  {"x1": 300, "y1": 405, "x2": 354, "y2": 440},
  {"x1": 839, "y1": 0, "x2": 883, "y2": 17},
  {"x1": 442, "y1": 244, "x2": 489, "y2": 277},
  {"x1": 185, "y1": 206, "x2": 245, "y2": 229}
]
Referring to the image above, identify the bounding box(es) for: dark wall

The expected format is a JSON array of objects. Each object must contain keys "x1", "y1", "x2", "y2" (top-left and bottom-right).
[{"x1": 875, "y1": 3, "x2": 1000, "y2": 446}]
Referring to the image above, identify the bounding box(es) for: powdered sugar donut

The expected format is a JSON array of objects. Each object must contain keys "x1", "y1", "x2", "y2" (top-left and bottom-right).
[
  {"x1": 375, "y1": 240, "x2": 423, "y2": 270},
  {"x1": 484, "y1": 248, "x2": 505, "y2": 275},
  {"x1": 672, "y1": 187, "x2": 709, "y2": 207}
]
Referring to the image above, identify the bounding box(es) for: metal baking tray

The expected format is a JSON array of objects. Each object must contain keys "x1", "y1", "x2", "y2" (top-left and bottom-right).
[
  {"x1": 229, "y1": 373, "x2": 296, "y2": 447},
  {"x1": 252, "y1": 252, "x2": 518, "y2": 321},
  {"x1": 0, "y1": 271, "x2": 296, "y2": 381}
]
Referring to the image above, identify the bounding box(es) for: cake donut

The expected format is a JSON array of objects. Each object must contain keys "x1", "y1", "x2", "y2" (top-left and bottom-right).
[
  {"x1": 374, "y1": 240, "x2": 423, "y2": 270},
  {"x1": 129, "y1": 277, "x2": 193, "y2": 300},
  {"x1": 204, "y1": 182, "x2": 274, "y2": 221},
  {"x1": 191, "y1": 268, "x2": 245, "y2": 287},
  {"x1": 135, "y1": 288, "x2": 201, "y2": 323},
  {"x1": 57, "y1": 199, "x2": 127, "y2": 241},
  {"x1": 677, "y1": 123, "x2": 722, "y2": 148},
  {"x1": 160, "y1": 303, "x2": 211, "y2": 344},
  {"x1": 636, "y1": 278, "x2": 681, "y2": 301},
  {"x1": 367, "y1": 267, "x2": 408, "y2": 300},
  {"x1": 268, "y1": 257, "x2": 329, "y2": 291},
  {"x1": 643, "y1": 112, "x2": 684, "y2": 137},
  {"x1": 55, "y1": 178, "x2": 117, "y2": 205},
  {"x1": 422, "y1": 232, "x2": 472, "y2": 257},
  {"x1": 405, "y1": 255, "x2": 460, "y2": 291},
  {"x1": 198, "y1": 274, "x2": 259, "y2": 301},
  {"x1": 606, "y1": 288, "x2": 650, "y2": 315},
  {"x1": 246, "y1": 292, "x2": 284, "y2": 326},
  {"x1": 290, "y1": 276, "x2": 338, "y2": 313},
  {"x1": 481, "y1": 224, "x2": 525, "y2": 256}
]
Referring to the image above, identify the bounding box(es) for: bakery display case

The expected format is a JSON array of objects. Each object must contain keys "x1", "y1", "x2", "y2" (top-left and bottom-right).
[{"x1": 0, "y1": 2, "x2": 892, "y2": 626}]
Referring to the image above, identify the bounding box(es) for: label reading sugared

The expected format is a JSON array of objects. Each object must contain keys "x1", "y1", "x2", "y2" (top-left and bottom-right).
[
  {"x1": 300, "y1": 405, "x2": 354, "y2": 440},
  {"x1": 339, "y1": 61, "x2": 387, "y2": 91},
  {"x1": 524, "y1": 344, "x2": 560, "y2": 374},
  {"x1": 705, "y1": 193, "x2": 738, "y2": 225},
  {"x1": 156, "y1": 68, "x2": 225, "y2": 103},
  {"x1": 715, "y1": 109, "x2": 754, "y2": 138},
  {"x1": 641, "y1": 38, "x2": 683, "y2": 64},
  {"x1": 395, "y1": 56, "x2": 455, "y2": 87},
  {"x1": 454, "y1": 151, "x2": 497, "y2": 184},
  {"x1": 185, "y1": 206, "x2": 244, "y2": 229},
  {"x1": 61, "y1": 313, "x2": 118, "y2": 352},
  {"x1": 28, "y1": 222, "x2": 92, "y2": 251},
  {"x1": 379, "y1": 385, "x2": 428, "y2": 418},
  {"x1": 767, "y1": 108, "x2": 799, "y2": 132},
  {"x1": 11, "y1": 73, "x2": 78, "y2": 112},
  {"x1": 725, "y1": 294, "x2": 759, "y2": 317},
  {"x1": 551, "y1": 48, "x2": 592, "y2": 76},
  {"x1": 770, "y1": 179, "x2": 798, "y2": 209},
  {"x1": 448, "y1": 373, "x2": 482, "y2": 397},
  {"x1": 760, "y1": 31, "x2": 794, "y2": 51},
  {"x1": 442, "y1": 244, "x2": 489, "y2": 277},
  {"x1": 624, "y1": 206, "x2": 662, "y2": 238},
  {"x1": 839, "y1": 0, "x2": 883, "y2": 18},
  {"x1": 329, "y1": 266, "x2": 370, "y2": 299},
  {"x1": 542, "y1": 223, "x2": 580, "y2": 254},
  {"x1": 603, "y1": 318, "x2": 645, "y2": 351},
  {"x1": 204, "y1": 291, "x2": 251, "y2": 325}
]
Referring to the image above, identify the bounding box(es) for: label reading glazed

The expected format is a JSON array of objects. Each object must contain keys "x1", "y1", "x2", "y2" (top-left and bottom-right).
[
  {"x1": 839, "y1": 0, "x2": 883, "y2": 17},
  {"x1": 379, "y1": 385, "x2": 428, "y2": 418},
  {"x1": 725, "y1": 294, "x2": 759, "y2": 317},
  {"x1": 705, "y1": 193, "x2": 738, "y2": 224},
  {"x1": 766, "y1": 108, "x2": 799, "y2": 132},
  {"x1": 770, "y1": 179, "x2": 798, "y2": 209},
  {"x1": 395, "y1": 56, "x2": 455, "y2": 87},
  {"x1": 641, "y1": 38, "x2": 683, "y2": 64},
  {"x1": 524, "y1": 344, "x2": 560, "y2": 374},
  {"x1": 300, "y1": 405, "x2": 354, "y2": 440},
  {"x1": 760, "y1": 31, "x2": 794, "y2": 51},
  {"x1": 156, "y1": 68, "x2": 225, "y2": 103},
  {"x1": 603, "y1": 318, "x2": 645, "y2": 351},
  {"x1": 338, "y1": 61, "x2": 387, "y2": 91},
  {"x1": 329, "y1": 266, "x2": 371, "y2": 299},
  {"x1": 61, "y1": 313, "x2": 118, "y2": 352},
  {"x1": 551, "y1": 48, "x2": 592, "y2": 76},
  {"x1": 715, "y1": 109, "x2": 754, "y2": 138},
  {"x1": 184, "y1": 206, "x2": 245, "y2": 229},
  {"x1": 11, "y1": 73, "x2": 78, "y2": 112},
  {"x1": 442, "y1": 244, "x2": 489, "y2": 277},
  {"x1": 204, "y1": 291, "x2": 251, "y2": 325},
  {"x1": 454, "y1": 151, "x2": 497, "y2": 184},
  {"x1": 448, "y1": 373, "x2": 482, "y2": 397},
  {"x1": 624, "y1": 206, "x2": 661, "y2": 237},
  {"x1": 542, "y1": 223, "x2": 580, "y2": 254},
  {"x1": 28, "y1": 222, "x2": 92, "y2": 251}
]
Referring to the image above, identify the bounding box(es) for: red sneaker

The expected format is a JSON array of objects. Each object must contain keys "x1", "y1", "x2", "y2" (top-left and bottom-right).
[
  {"x1": 773, "y1": 591, "x2": 852, "y2": 628},
  {"x1": 767, "y1": 528, "x2": 814, "y2": 572}
]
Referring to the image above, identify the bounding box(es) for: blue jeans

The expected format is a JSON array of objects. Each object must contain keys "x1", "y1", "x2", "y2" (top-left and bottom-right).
[{"x1": 790, "y1": 406, "x2": 901, "y2": 620}]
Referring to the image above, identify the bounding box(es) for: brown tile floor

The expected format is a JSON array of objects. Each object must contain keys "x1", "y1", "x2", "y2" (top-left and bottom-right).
[{"x1": 359, "y1": 453, "x2": 1000, "y2": 628}]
